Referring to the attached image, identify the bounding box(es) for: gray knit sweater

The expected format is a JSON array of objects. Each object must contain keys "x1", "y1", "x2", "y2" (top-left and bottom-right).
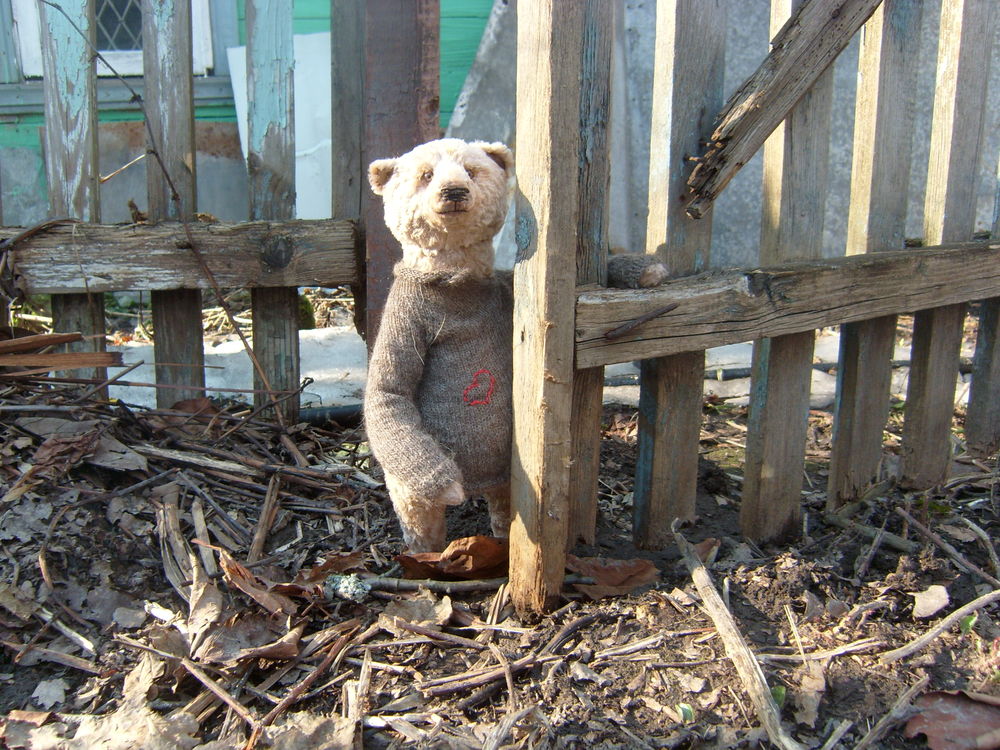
[{"x1": 365, "y1": 265, "x2": 514, "y2": 498}]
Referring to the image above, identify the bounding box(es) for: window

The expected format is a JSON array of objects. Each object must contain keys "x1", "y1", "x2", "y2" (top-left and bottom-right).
[{"x1": 11, "y1": 0, "x2": 214, "y2": 77}]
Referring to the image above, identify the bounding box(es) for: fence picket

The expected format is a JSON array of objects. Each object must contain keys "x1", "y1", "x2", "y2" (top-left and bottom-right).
[
  {"x1": 246, "y1": 0, "x2": 299, "y2": 424},
  {"x1": 901, "y1": 0, "x2": 995, "y2": 488},
  {"x1": 568, "y1": 0, "x2": 613, "y2": 546},
  {"x1": 740, "y1": 0, "x2": 833, "y2": 543},
  {"x1": 965, "y1": 162, "x2": 1000, "y2": 457},
  {"x1": 828, "y1": 0, "x2": 924, "y2": 508},
  {"x1": 39, "y1": 0, "x2": 106, "y2": 386},
  {"x1": 633, "y1": 0, "x2": 726, "y2": 549},
  {"x1": 142, "y1": 0, "x2": 205, "y2": 408}
]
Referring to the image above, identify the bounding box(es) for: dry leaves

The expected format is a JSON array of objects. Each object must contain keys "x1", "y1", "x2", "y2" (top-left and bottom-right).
[
  {"x1": 397, "y1": 536, "x2": 509, "y2": 580},
  {"x1": 565, "y1": 555, "x2": 659, "y2": 599}
]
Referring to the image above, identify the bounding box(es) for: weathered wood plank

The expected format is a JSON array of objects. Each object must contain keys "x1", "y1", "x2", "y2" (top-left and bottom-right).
[
  {"x1": 509, "y1": 0, "x2": 584, "y2": 614},
  {"x1": 568, "y1": 0, "x2": 612, "y2": 547},
  {"x1": 361, "y1": 0, "x2": 440, "y2": 342},
  {"x1": 331, "y1": 0, "x2": 364, "y2": 220},
  {"x1": 142, "y1": 0, "x2": 205, "y2": 407},
  {"x1": 246, "y1": 0, "x2": 299, "y2": 422},
  {"x1": 39, "y1": 0, "x2": 106, "y2": 384},
  {"x1": 966, "y1": 166, "x2": 1000, "y2": 457},
  {"x1": 828, "y1": 0, "x2": 923, "y2": 508},
  {"x1": 741, "y1": 0, "x2": 833, "y2": 543},
  {"x1": 574, "y1": 242, "x2": 1000, "y2": 369},
  {"x1": 685, "y1": 0, "x2": 882, "y2": 219},
  {"x1": 633, "y1": 0, "x2": 725, "y2": 549},
  {"x1": 901, "y1": 0, "x2": 995, "y2": 488},
  {"x1": 9, "y1": 220, "x2": 358, "y2": 293}
]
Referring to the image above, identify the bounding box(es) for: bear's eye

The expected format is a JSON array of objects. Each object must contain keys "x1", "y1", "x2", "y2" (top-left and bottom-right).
[
  {"x1": 465, "y1": 166, "x2": 477, "y2": 178},
  {"x1": 421, "y1": 170, "x2": 434, "y2": 182}
]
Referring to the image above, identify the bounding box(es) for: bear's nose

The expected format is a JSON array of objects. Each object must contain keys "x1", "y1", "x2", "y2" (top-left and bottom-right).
[{"x1": 440, "y1": 185, "x2": 470, "y2": 204}]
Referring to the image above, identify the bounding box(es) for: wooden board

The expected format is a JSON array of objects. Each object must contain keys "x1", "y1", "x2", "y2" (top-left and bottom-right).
[
  {"x1": 633, "y1": 0, "x2": 725, "y2": 549},
  {"x1": 142, "y1": 0, "x2": 205, "y2": 407},
  {"x1": 685, "y1": 0, "x2": 882, "y2": 219},
  {"x1": 568, "y1": 0, "x2": 612, "y2": 547},
  {"x1": 740, "y1": 0, "x2": 833, "y2": 544},
  {"x1": 574, "y1": 242, "x2": 1000, "y2": 369},
  {"x1": 509, "y1": 0, "x2": 584, "y2": 614},
  {"x1": 828, "y1": 0, "x2": 924, "y2": 507},
  {"x1": 10, "y1": 220, "x2": 358, "y2": 293},
  {"x1": 361, "y1": 0, "x2": 440, "y2": 343},
  {"x1": 39, "y1": 0, "x2": 106, "y2": 384},
  {"x1": 901, "y1": 0, "x2": 995, "y2": 488}
]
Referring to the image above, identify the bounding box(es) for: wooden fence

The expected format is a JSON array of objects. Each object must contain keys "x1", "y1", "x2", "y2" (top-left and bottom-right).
[{"x1": 2, "y1": 0, "x2": 999, "y2": 615}]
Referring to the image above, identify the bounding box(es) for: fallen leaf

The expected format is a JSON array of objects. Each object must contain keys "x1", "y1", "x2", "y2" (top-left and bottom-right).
[
  {"x1": 26, "y1": 699, "x2": 201, "y2": 749},
  {"x1": 565, "y1": 555, "x2": 659, "y2": 599},
  {"x1": 214, "y1": 546, "x2": 297, "y2": 616},
  {"x1": 569, "y1": 662, "x2": 611, "y2": 687},
  {"x1": 801, "y1": 590, "x2": 825, "y2": 622},
  {"x1": 294, "y1": 550, "x2": 368, "y2": 585},
  {"x1": 693, "y1": 538, "x2": 721, "y2": 564},
  {"x1": 396, "y1": 536, "x2": 509, "y2": 580},
  {"x1": 264, "y1": 710, "x2": 355, "y2": 750},
  {"x1": 233, "y1": 622, "x2": 305, "y2": 663},
  {"x1": 793, "y1": 663, "x2": 826, "y2": 728},
  {"x1": 938, "y1": 524, "x2": 977, "y2": 543},
  {"x1": 911, "y1": 585, "x2": 950, "y2": 619},
  {"x1": 904, "y1": 690, "x2": 1000, "y2": 750},
  {"x1": 31, "y1": 678, "x2": 68, "y2": 709},
  {"x1": 382, "y1": 589, "x2": 453, "y2": 627}
]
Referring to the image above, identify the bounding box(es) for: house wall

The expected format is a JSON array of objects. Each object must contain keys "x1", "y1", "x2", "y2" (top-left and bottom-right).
[{"x1": 0, "y1": 0, "x2": 492, "y2": 226}]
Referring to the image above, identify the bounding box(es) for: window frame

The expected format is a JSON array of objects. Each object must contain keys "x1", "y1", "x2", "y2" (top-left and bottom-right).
[{"x1": 10, "y1": 0, "x2": 215, "y2": 78}]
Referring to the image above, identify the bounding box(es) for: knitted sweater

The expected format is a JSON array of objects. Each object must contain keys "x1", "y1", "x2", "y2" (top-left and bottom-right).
[{"x1": 365, "y1": 264, "x2": 514, "y2": 498}]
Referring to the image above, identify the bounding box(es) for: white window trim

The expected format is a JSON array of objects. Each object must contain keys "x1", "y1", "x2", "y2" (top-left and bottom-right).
[{"x1": 11, "y1": 0, "x2": 214, "y2": 77}]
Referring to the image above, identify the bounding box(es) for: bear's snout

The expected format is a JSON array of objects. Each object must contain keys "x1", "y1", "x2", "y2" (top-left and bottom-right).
[{"x1": 440, "y1": 185, "x2": 470, "y2": 207}]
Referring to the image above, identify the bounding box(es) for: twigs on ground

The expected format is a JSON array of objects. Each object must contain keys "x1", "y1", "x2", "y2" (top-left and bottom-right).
[
  {"x1": 672, "y1": 523, "x2": 804, "y2": 750},
  {"x1": 880, "y1": 588, "x2": 1000, "y2": 664},
  {"x1": 852, "y1": 674, "x2": 929, "y2": 750},
  {"x1": 894, "y1": 506, "x2": 1000, "y2": 588}
]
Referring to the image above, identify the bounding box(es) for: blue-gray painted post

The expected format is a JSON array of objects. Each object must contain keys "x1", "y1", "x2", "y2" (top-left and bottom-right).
[{"x1": 39, "y1": 0, "x2": 106, "y2": 384}]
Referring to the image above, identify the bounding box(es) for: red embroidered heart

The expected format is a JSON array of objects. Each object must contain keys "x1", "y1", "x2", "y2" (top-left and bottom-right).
[{"x1": 462, "y1": 369, "x2": 495, "y2": 405}]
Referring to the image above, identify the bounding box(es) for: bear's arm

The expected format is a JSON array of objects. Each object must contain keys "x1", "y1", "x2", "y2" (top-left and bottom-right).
[{"x1": 364, "y1": 289, "x2": 463, "y2": 498}]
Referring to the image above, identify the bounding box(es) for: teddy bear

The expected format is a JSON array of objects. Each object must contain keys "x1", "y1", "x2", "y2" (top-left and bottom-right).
[{"x1": 365, "y1": 138, "x2": 667, "y2": 552}]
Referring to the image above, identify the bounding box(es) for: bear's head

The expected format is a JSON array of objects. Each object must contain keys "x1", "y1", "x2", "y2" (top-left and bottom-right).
[{"x1": 368, "y1": 139, "x2": 514, "y2": 274}]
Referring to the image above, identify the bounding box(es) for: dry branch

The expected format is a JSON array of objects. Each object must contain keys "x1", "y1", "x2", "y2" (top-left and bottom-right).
[
  {"x1": 672, "y1": 525, "x2": 803, "y2": 750},
  {"x1": 880, "y1": 589, "x2": 1000, "y2": 664},
  {"x1": 685, "y1": 0, "x2": 883, "y2": 217}
]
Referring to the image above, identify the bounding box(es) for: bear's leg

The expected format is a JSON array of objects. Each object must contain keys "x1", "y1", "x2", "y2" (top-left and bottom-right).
[
  {"x1": 483, "y1": 482, "x2": 511, "y2": 538},
  {"x1": 385, "y1": 473, "x2": 447, "y2": 552}
]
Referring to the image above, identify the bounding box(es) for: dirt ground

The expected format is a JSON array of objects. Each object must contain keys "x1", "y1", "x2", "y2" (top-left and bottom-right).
[{"x1": 0, "y1": 315, "x2": 998, "y2": 748}]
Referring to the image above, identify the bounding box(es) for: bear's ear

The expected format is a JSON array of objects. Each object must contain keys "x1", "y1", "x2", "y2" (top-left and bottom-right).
[
  {"x1": 368, "y1": 158, "x2": 398, "y2": 195},
  {"x1": 476, "y1": 142, "x2": 514, "y2": 178}
]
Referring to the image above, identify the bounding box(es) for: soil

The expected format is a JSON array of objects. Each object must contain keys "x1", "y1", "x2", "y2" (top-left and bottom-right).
[{"x1": 0, "y1": 319, "x2": 998, "y2": 748}]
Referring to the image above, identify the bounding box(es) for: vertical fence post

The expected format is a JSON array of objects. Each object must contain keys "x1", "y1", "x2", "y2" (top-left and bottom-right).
[
  {"x1": 964, "y1": 162, "x2": 1000, "y2": 457},
  {"x1": 568, "y1": 0, "x2": 612, "y2": 546},
  {"x1": 509, "y1": 0, "x2": 584, "y2": 613},
  {"x1": 143, "y1": 0, "x2": 204, "y2": 408},
  {"x1": 901, "y1": 0, "x2": 995, "y2": 487},
  {"x1": 332, "y1": 0, "x2": 365, "y2": 333},
  {"x1": 246, "y1": 0, "x2": 299, "y2": 424},
  {"x1": 740, "y1": 0, "x2": 833, "y2": 542},
  {"x1": 361, "y1": 0, "x2": 440, "y2": 343},
  {"x1": 39, "y1": 0, "x2": 105, "y2": 383},
  {"x1": 827, "y1": 0, "x2": 924, "y2": 508},
  {"x1": 633, "y1": 0, "x2": 726, "y2": 549}
]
